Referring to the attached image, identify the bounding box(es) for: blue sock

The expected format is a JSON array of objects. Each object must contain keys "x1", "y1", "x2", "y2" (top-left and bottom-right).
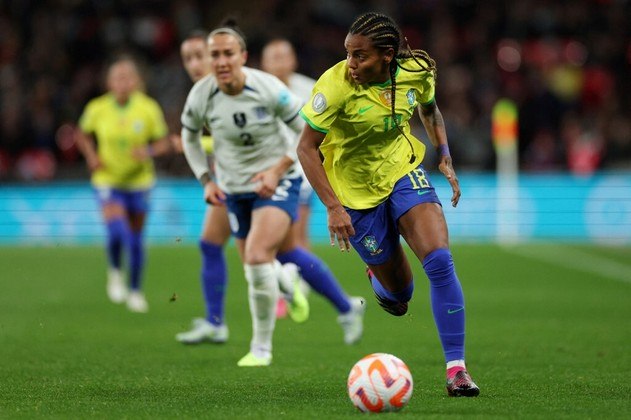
[
  {"x1": 200, "y1": 241, "x2": 227, "y2": 326},
  {"x1": 128, "y1": 230, "x2": 144, "y2": 291},
  {"x1": 368, "y1": 271, "x2": 414, "y2": 303},
  {"x1": 277, "y1": 247, "x2": 351, "y2": 313},
  {"x1": 106, "y1": 218, "x2": 128, "y2": 269},
  {"x1": 422, "y1": 248, "x2": 466, "y2": 362}
]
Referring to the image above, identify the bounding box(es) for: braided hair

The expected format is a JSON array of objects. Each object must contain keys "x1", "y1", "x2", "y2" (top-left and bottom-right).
[{"x1": 349, "y1": 12, "x2": 437, "y2": 163}]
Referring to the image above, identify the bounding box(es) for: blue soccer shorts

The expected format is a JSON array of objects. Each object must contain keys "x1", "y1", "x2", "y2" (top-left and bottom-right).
[
  {"x1": 225, "y1": 177, "x2": 301, "y2": 239},
  {"x1": 346, "y1": 165, "x2": 442, "y2": 265},
  {"x1": 298, "y1": 175, "x2": 315, "y2": 207},
  {"x1": 94, "y1": 187, "x2": 151, "y2": 214}
]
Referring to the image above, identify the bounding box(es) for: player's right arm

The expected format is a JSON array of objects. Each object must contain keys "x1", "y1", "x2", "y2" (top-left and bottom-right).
[
  {"x1": 181, "y1": 127, "x2": 225, "y2": 205},
  {"x1": 298, "y1": 63, "x2": 354, "y2": 250},
  {"x1": 181, "y1": 79, "x2": 225, "y2": 205},
  {"x1": 76, "y1": 100, "x2": 102, "y2": 172},
  {"x1": 298, "y1": 124, "x2": 353, "y2": 251}
]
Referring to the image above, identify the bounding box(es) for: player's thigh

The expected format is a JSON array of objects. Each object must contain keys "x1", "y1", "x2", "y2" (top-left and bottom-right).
[
  {"x1": 95, "y1": 188, "x2": 127, "y2": 221},
  {"x1": 279, "y1": 225, "x2": 298, "y2": 253},
  {"x1": 244, "y1": 206, "x2": 291, "y2": 264},
  {"x1": 201, "y1": 205, "x2": 231, "y2": 245},
  {"x1": 124, "y1": 189, "x2": 150, "y2": 232},
  {"x1": 101, "y1": 201, "x2": 126, "y2": 221},
  {"x1": 367, "y1": 243, "x2": 413, "y2": 292},
  {"x1": 279, "y1": 216, "x2": 307, "y2": 253},
  {"x1": 234, "y1": 238, "x2": 246, "y2": 262},
  {"x1": 295, "y1": 205, "x2": 311, "y2": 247},
  {"x1": 398, "y1": 202, "x2": 449, "y2": 261},
  {"x1": 128, "y1": 212, "x2": 147, "y2": 232}
]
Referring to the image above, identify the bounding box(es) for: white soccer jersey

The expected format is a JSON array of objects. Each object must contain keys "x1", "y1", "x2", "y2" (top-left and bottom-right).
[
  {"x1": 181, "y1": 67, "x2": 303, "y2": 194},
  {"x1": 286, "y1": 72, "x2": 316, "y2": 194},
  {"x1": 288, "y1": 72, "x2": 316, "y2": 102}
]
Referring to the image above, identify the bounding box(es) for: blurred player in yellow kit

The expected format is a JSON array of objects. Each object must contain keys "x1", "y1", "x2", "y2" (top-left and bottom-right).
[{"x1": 76, "y1": 56, "x2": 172, "y2": 313}]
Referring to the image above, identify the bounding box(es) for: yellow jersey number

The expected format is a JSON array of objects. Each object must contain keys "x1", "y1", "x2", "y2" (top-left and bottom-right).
[{"x1": 406, "y1": 168, "x2": 430, "y2": 190}]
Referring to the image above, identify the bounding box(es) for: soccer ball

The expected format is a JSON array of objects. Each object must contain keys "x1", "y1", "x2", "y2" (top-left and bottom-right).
[{"x1": 347, "y1": 353, "x2": 413, "y2": 413}]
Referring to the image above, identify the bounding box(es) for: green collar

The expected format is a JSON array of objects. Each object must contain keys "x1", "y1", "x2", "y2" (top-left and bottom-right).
[{"x1": 369, "y1": 65, "x2": 400, "y2": 87}]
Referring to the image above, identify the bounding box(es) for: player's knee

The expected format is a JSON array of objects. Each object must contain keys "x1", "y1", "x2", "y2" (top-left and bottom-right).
[
  {"x1": 202, "y1": 226, "x2": 231, "y2": 245},
  {"x1": 422, "y1": 248, "x2": 454, "y2": 284},
  {"x1": 199, "y1": 240, "x2": 223, "y2": 256},
  {"x1": 244, "y1": 262, "x2": 275, "y2": 288},
  {"x1": 392, "y1": 281, "x2": 414, "y2": 303},
  {"x1": 243, "y1": 249, "x2": 275, "y2": 266},
  {"x1": 106, "y1": 217, "x2": 128, "y2": 241}
]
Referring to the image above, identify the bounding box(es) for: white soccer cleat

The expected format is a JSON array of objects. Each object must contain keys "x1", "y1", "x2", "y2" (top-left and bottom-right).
[
  {"x1": 107, "y1": 267, "x2": 128, "y2": 304},
  {"x1": 338, "y1": 296, "x2": 366, "y2": 345},
  {"x1": 126, "y1": 291, "x2": 149, "y2": 313},
  {"x1": 175, "y1": 318, "x2": 229, "y2": 344}
]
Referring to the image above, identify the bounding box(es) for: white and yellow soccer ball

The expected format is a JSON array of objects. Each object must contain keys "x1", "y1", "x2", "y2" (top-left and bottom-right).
[{"x1": 347, "y1": 353, "x2": 413, "y2": 413}]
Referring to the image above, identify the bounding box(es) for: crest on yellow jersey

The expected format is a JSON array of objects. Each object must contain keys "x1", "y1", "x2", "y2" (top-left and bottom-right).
[{"x1": 378, "y1": 90, "x2": 392, "y2": 107}]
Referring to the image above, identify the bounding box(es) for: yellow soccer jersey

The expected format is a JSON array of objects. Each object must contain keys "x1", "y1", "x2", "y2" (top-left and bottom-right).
[
  {"x1": 79, "y1": 91, "x2": 168, "y2": 189},
  {"x1": 300, "y1": 59, "x2": 435, "y2": 209}
]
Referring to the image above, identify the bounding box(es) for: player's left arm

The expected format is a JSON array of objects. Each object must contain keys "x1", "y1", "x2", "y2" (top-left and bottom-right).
[
  {"x1": 418, "y1": 100, "x2": 461, "y2": 207},
  {"x1": 132, "y1": 101, "x2": 173, "y2": 160},
  {"x1": 133, "y1": 136, "x2": 173, "y2": 160}
]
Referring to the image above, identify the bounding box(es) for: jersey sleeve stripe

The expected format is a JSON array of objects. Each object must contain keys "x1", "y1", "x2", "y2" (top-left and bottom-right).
[
  {"x1": 420, "y1": 96, "x2": 435, "y2": 106},
  {"x1": 299, "y1": 110, "x2": 328, "y2": 134},
  {"x1": 282, "y1": 110, "x2": 301, "y2": 124},
  {"x1": 182, "y1": 123, "x2": 201, "y2": 133},
  {"x1": 208, "y1": 88, "x2": 220, "y2": 100}
]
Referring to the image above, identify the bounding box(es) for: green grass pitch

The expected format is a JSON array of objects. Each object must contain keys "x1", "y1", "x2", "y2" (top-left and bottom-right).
[{"x1": 1, "y1": 243, "x2": 630, "y2": 418}]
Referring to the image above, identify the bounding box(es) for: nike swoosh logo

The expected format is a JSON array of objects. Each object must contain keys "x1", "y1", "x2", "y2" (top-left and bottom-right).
[
  {"x1": 358, "y1": 105, "x2": 374, "y2": 115},
  {"x1": 447, "y1": 307, "x2": 464, "y2": 314},
  {"x1": 417, "y1": 190, "x2": 430, "y2": 196}
]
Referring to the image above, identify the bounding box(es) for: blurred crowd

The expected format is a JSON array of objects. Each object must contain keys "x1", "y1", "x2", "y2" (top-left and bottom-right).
[{"x1": 0, "y1": 0, "x2": 629, "y2": 181}]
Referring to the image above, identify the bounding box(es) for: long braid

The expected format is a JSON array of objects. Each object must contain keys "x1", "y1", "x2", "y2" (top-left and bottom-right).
[
  {"x1": 350, "y1": 12, "x2": 437, "y2": 163},
  {"x1": 398, "y1": 39, "x2": 437, "y2": 79}
]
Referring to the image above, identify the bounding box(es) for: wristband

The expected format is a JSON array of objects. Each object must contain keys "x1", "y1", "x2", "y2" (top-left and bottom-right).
[
  {"x1": 147, "y1": 144, "x2": 155, "y2": 157},
  {"x1": 437, "y1": 144, "x2": 450, "y2": 157}
]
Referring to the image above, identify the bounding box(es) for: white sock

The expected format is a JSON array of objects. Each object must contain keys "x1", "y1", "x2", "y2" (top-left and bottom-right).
[
  {"x1": 446, "y1": 359, "x2": 466, "y2": 370},
  {"x1": 244, "y1": 262, "x2": 279, "y2": 358}
]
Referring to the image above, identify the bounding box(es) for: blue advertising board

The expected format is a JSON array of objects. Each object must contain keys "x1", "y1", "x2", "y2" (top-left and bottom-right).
[{"x1": 1, "y1": 172, "x2": 630, "y2": 245}]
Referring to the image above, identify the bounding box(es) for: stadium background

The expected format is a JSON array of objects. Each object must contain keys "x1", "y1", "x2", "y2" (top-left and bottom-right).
[
  {"x1": 1, "y1": 0, "x2": 630, "y2": 245},
  {"x1": 1, "y1": 2, "x2": 630, "y2": 418}
]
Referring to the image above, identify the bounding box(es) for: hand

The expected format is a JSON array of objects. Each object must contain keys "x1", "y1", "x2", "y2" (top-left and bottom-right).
[
  {"x1": 438, "y1": 155, "x2": 461, "y2": 207},
  {"x1": 203, "y1": 181, "x2": 226, "y2": 206},
  {"x1": 327, "y1": 206, "x2": 355, "y2": 252},
  {"x1": 86, "y1": 156, "x2": 103, "y2": 172},
  {"x1": 131, "y1": 145, "x2": 152, "y2": 161},
  {"x1": 251, "y1": 169, "x2": 281, "y2": 199},
  {"x1": 170, "y1": 134, "x2": 183, "y2": 154}
]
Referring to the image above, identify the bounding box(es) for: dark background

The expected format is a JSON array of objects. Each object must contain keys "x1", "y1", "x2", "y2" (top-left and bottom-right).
[{"x1": 1, "y1": 0, "x2": 629, "y2": 181}]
